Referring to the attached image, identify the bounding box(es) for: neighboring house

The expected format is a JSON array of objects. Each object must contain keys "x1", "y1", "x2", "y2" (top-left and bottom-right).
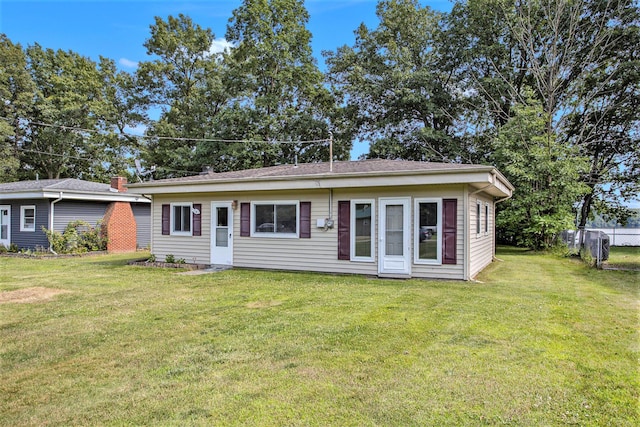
[
  {"x1": 128, "y1": 159, "x2": 514, "y2": 280},
  {"x1": 0, "y1": 177, "x2": 151, "y2": 252}
]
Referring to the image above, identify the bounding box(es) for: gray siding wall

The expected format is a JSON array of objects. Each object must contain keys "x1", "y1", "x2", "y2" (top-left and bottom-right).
[
  {"x1": 53, "y1": 201, "x2": 108, "y2": 232},
  {"x1": 10, "y1": 199, "x2": 50, "y2": 249},
  {"x1": 132, "y1": 203, "x2": 151, "y2": 249}
]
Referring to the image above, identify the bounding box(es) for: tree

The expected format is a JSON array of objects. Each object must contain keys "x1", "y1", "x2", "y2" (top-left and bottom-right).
[
  {"x1": 325, "y1": 0, "x2": 462, "y2": 162},
  {"x1": 448, "y1": 0, "x2": 639, "y2": 226},
  {"x1": 137, "y1": 14, "x2": 228, "y2": 177},
  {"x1": 493, "y1": 93, "x2": 588, "y2": 248},
  {"x1": 0, "y1": 35, "x2": 33, "y2": 182},
  {"x1": 219, "y1": 0, "x2": 343, "y2": 169},
  {"x1": 20, "y1": 45, "x2": 106, "y2": 179}
]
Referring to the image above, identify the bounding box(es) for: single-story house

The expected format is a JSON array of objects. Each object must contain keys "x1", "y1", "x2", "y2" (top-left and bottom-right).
[
  {"x1": 0, "y1": 177, "x2": 151, "y2": 252},
  {"x1": 128, "y1": 159, "x2": 514, "y2": 280}
]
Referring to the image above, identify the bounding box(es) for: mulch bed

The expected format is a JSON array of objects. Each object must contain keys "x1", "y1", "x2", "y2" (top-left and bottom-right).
[{"x1": 128, "y1": 261, "x2": 209, "y2": 270}]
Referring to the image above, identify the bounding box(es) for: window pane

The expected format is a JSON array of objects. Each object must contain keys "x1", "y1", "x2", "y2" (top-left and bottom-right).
[
  {"x1": 181, "y1": 206, "x2": 191, "y2": 232},
  {"x1": 173, "y1": 206, "x2": 182, "y2": 231},
  {"x1": 173, "y1": 205, "x2": 191, "y2": 232},
  {"x1": 275, "y1": 204, "x2": 296, "y2": 233},
  {"x1": 355, "y1": 203, "x2": 372, "y2": 257},
  {"x1": 24, "y1": 209, "x2": 35, "y2": 227},
  {"x1": 385, "y1": 205, "x2": 403, "y2": 256},
  {"x1": 217, "y1": 207, "x2": 228, "y2": 227},
  {"x1": 418, "y1": 202, "x2": 438, "y2": 260},
  {"x1": 216, "y1": 228, "x2": 228, "y2": 247},
  {"x1": 485, "y1": 205, "x2": 489, "y2": 233},
  {"x1": 255, "y1": 204, "x2": 274, "y2": 233}
]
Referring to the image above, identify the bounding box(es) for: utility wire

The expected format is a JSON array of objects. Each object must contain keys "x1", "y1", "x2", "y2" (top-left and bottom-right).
[{"x1": 0, "y1": 115, "x2": 331, "y2": 145}]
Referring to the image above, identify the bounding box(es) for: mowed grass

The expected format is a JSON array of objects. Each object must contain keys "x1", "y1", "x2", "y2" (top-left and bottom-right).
[
  {"x1": 0, "y1": 249, "x2": 638, "y2": 426},
  {"x1": 606, "y1": 246, "x2": 640, "y2": 270}
]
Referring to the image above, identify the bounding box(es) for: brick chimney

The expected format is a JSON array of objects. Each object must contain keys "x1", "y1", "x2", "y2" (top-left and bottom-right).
[
  {"x1": 103, "y1": 201, "x2": 137, "y2": 253},
  {"x1": 110, "y1": 176, "x2": 127, "y2": 193}
]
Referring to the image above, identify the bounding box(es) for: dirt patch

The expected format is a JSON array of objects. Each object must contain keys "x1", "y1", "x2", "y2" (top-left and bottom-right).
[
  {"x1": 0, "y1": 287, "x2": 70, "y2": 304},
  {"x1": 246, "y1": 300, "x2": 283, "y2": 309}
]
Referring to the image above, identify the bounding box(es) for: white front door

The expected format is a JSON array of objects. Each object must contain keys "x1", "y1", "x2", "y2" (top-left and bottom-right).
[
  {"x1": 211, "y1": 202, "x2": 233, "y2": 265},
  {"x1": 0, "y1": 205, "x2": 10, "y2": 248},
  {"x1": 378, "y1": 197, "x2": 411, "y2": 275}
]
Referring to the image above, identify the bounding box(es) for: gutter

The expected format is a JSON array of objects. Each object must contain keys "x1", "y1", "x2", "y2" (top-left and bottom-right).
[{"x1": 49, "y1": 192, "x2": 63, "y2": 254}]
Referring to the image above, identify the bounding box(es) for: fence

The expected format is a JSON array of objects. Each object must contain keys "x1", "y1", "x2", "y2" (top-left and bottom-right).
[
  {"x1": 582, "y1": 228, "x2": 640, "y2": 247},
  {"x1": 561, "y1": 229, "x2": 616, "y2": 268}
]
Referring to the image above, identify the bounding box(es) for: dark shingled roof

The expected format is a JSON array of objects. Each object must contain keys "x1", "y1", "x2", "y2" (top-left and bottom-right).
[
  {"x1": 138, "y1": 159, "x2": 492, "y2": 185},
  {"x1": 0, "y1": 178, "x2": 113, "y2": 193}
]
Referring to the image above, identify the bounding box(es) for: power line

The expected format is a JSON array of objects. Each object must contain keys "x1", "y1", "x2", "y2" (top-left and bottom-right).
[{"x1": 0, "y1": 115, "x2": 331, "y2": 145}]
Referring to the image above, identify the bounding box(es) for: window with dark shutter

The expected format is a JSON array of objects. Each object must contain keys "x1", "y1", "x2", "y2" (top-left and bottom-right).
[
  {"x1": 442, "y1": 198, "x2": 457, "y2": 264},
  {"x1": 299, "y1": 202, "x2": 311, "y2": 238},
  {"x1": 338, "y1": 200, "x2": 350, "y2": 260},
  {"x1": 240, "y1": 203, "x2": 250, "y2": 237},
  {"x1": 162, "y1": 204, "x2": 170, "y2": 235},
  {"x1": 193, "y1": 203, "x2": 201, "y2": 236}
]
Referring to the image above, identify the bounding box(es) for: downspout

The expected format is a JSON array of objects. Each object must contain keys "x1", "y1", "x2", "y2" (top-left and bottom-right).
[
  {"x1": 49, "y1": 192, "x2": 63, "y2": 254},
  {"x1": 142, "y1": 194, "x2": 153, "y2": 253}
]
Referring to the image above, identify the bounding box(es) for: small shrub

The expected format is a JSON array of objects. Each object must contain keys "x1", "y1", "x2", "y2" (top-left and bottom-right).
[
  {"x1": 176, "y1": 258, "x2": 186, "y2": 264},
  {"x1": 147, "y1": 254, "x2": 156, "y2": 263},
  {"x1": 8, "y1": 243, "x2": 19, "y2": 253},
  {"x1": 0, "y1": 244, "x2": 7, "y2": 254},
  {"x1": 165, "y1": 254, "x2": 176, "y2": 263},
  {"x1": 42, "y1": 221, "x2": 107, "y2": 254}
]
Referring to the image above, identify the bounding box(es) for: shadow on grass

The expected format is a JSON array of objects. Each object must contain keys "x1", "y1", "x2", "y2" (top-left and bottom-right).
[{"x1": 495, "y1": 245, "x2": 537, "y2": 256}]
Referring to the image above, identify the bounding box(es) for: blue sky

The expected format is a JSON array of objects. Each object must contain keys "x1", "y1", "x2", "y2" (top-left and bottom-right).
[{"x1": 0, "y1": 0, "x2": 453, "y2": 159}]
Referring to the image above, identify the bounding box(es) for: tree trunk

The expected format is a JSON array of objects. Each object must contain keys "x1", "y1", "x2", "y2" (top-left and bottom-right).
[{"x1": 578, "y1": 192, "x2": 593, "y2": 228}]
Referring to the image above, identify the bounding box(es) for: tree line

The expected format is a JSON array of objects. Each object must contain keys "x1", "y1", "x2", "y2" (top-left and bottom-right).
[{"x1": 1, "y1": 0, "x2": 638, "y2": 249}]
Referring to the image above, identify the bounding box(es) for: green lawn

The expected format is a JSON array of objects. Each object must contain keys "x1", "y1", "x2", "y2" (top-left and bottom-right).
[
  {"x1": 606, "y1": 246, "x2": 640, "y2": 270},
  {"x1": 1, "y1": 249, "x2": 638, "y2": 426}
]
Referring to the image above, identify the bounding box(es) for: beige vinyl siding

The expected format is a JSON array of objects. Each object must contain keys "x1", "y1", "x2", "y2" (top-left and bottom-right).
[
  {"x1": 469, "y1": 194, "x2": 494, "y2": 278},
  {"x1": 150, "y1": 185, "x2": 468, "y2": 279},
  {"x1": 151, "y1": 194, "x2": 212, "y2": 264}
]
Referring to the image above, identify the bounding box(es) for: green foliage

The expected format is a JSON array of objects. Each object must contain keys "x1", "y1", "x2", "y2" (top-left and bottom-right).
[
  {"x1": 42, "y1": 220, "x2": 107, "y2": 254},
  {"x1": 164, "y1": 254, "x2": 176, "y2": 263},
  {"x1": 325, "y1": 0, "x2": 460, "y2": 162},
  {"x1": 493, "y1": 93, "x2": 588, "y2": 249}
]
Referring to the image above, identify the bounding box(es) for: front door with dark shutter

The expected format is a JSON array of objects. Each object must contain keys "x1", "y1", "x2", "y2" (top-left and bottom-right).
[
  {"x1": 378, "y1": 197, "x2": 411, "y2": 275},
  {"x1": 211, "y1": 202, "x2": 233, "y2": 265}
]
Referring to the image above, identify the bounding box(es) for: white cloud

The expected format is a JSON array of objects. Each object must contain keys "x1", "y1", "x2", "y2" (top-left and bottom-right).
[
  {"x1": 208, "y1": 38, "x2": 234, "y2": 55},
  {"x1": 119, "y1": 58, "x2": 139, "y2": 69}
]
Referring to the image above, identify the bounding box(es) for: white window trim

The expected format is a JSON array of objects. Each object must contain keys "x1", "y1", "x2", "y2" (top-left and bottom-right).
[
  {"x1": 250, "y1": 201, "x2": 300, "y2": 239},
  {"x1": 20, "y1": 205, "x2": 36, "y2": 232},
  {"x1": 476, "y1": 200, "x2": 482, "y2": 237},
  {"x1": 350, "y1": 199, "x2": 375, "y2": 262},
  {"x1": 414, "y1": 198, "x2": 442, "y2": 265},
  {"x1": 170, "y1": 202, "x2": 193, "y2": 236}
]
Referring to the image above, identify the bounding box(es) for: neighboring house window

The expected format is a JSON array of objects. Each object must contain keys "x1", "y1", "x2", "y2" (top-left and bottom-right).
[
  {"x1": 476, "y1": 201, "x2": 482, "y2": 235},
  {"x1": 20, "y1": 205, "x2": 36, "y2": 232},
  {"x1": 351, "y1": 200, "x2": 374, "y2": 262},
  {"x1": 485, "y1": 203, "x2": 490, "y2": 234},
  {"x1": 251, "y1": 201, "x2": 299, "y2": 237},
  {"x1": 414, "y1": 199, "x2": 442, "y2": 264}
]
